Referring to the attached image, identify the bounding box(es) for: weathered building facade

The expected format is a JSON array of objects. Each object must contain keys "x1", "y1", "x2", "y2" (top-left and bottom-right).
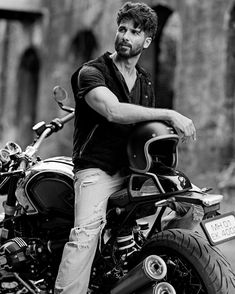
[{"x1": 0, "y1": 0, "x2": 235, "y2": 190}]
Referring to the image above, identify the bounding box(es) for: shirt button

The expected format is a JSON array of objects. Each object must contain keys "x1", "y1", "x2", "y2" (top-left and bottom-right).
[
  {"x1": 148, "y1": 82, "x2": 151, "y2": 85},
  {"x1": 145, "y1": 95, "x2": 148, "y2": 99}
]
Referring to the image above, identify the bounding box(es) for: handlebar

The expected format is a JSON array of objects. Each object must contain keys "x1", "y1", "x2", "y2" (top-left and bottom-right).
[
  {"x1": 41, "y1": 110, "x2": 74, "y2": 138},
  {"x1": 0, "y1": 93, "x2": 75, "y2": 177},
  {"x1": 26, "y1": 110, "x2": 75, "y2": 158},
  {"x1": 59, "y1": 111, "x2": 75, "y2": 124},
  {"x1": 0, "y1": 155, "x2": 28, "y2": 178},
  {"x1": 0, "y1": 169, "x2": 25, "y2": 178}
]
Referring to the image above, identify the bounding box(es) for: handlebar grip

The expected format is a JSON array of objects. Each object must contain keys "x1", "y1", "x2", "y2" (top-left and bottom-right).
[
  {"x1": 46, "y1": 112, "x2": 74, "y2": 137},
  {"x1": 33, "y1": 110, "x2": 75, "y2": 147},
  {"x1": 60, "y1": 112, "x2": 75, "y2": 124}
]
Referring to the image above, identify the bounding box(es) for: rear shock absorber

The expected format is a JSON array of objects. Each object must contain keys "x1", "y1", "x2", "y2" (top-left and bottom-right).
[
  {"x1": 116, "y1": 232, "x2": 136, "y2": 257},
  {"x1": 133, "y1": 221, "x2": 150, "y2": 245},
  {"x1": 138, "y1": 221, "x2": 150, "y2": 232}
]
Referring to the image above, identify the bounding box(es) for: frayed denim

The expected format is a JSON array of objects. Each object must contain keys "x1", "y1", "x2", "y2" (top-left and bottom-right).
[{"x1": 55, "y1": 168, "x2": 125, "y2": 294}]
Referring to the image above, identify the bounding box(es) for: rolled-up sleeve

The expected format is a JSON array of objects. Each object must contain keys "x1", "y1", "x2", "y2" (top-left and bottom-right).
[{"x1": 77, "y1": 65, "x2": 106, "y2": 99}]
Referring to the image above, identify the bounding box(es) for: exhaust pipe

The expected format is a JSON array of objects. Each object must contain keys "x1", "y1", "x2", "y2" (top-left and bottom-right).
[
  {"x1": 110, "y1": 255, "x2": 167, "y2": 294},
  {"x1": 154, "y1": 282, "x2": 176, "y2": 294},
  {"x1": 135, "y1": 282, "x2": 176, "y2": 294}
]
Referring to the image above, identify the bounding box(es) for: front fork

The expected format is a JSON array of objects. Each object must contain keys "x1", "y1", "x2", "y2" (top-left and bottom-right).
[{"x1": 1, "y1": 177, "x2": 18, "y2": 240}]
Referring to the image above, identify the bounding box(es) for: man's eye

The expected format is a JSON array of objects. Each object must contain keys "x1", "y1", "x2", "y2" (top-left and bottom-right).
[
  {"x1": 118, "y1": 27, "x2": 126, "y2": 33},
  {"x1": 133, "y1": 30, "x2": 141, "y2": 35}
]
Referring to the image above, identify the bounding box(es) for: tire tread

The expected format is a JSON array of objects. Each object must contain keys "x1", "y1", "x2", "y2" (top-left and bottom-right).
[{"x1": 140, "y1": 229, "x2": 235, "y2": 294}]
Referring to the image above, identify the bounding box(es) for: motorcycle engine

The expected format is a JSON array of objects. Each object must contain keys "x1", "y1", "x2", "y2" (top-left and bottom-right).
[
  {"x1": 0, "y1": 237, "x2": 56, "y2": 293},
  {"x1": 0, "y1": 237, "x2": 28, "y2": 270}
]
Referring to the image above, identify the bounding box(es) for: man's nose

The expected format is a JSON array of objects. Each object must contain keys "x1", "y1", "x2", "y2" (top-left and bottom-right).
[{"x1": 123, "y1": 30, "x2": 131, "y2": 40}]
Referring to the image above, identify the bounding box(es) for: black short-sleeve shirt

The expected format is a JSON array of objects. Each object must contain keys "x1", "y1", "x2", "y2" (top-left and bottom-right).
[
  {"x1": 77, "y1": 63, "x2": 141, "y2": 106},
  {"x1": 71, "y1": 52, "x2": 155, "y2": 175}
]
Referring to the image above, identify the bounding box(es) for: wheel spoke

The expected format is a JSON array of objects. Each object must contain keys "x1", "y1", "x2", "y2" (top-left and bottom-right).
[{"x1": 161, "y1": 253, "x2": 207, "y2": 293}]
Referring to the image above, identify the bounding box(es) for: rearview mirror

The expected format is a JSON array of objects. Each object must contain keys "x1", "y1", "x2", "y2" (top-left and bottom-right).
[
  {"x1": 53, "y1": 85, "x2": 68, "y2": 103},
  {"x1": 53, "y1": 86, "x2": 74, "y2": 113}
]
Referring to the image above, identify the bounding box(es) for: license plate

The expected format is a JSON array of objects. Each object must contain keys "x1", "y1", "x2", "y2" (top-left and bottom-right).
[{"x1": 201, "y1": 212, "x2": 235, "y2": 245}]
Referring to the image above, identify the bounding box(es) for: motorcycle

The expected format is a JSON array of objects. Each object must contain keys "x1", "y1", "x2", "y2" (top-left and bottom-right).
[{"x1": 0, "y1": 86, "x2": 235, "y2": 294}]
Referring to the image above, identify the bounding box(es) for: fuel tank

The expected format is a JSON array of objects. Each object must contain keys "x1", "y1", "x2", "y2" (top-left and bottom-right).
[{"x1": 15, "y1": 156, "x2": 74, "y2": 217}]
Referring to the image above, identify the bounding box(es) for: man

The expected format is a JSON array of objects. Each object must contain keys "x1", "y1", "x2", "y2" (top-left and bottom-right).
[{"x1": 55, "y1": 2, "x2": 196, "y2": 294}]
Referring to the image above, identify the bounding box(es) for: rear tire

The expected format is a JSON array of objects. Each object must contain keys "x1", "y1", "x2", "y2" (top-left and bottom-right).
[{"x1": 136, "y1": 229, "x2": 235, "y2": 294}]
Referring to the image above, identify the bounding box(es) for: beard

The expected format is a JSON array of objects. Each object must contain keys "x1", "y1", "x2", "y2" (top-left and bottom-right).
[{"x1": 115, "y1": 39, "x2": 143, "y2": 58}]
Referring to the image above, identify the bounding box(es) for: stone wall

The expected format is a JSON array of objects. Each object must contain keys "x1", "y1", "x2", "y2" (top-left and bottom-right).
[
  {"x1": 0, "y1": 0, "x2": 235, "y2": 191},
  {"x1": 145, "y1": 0, "x2": 235, "y2": 188}
]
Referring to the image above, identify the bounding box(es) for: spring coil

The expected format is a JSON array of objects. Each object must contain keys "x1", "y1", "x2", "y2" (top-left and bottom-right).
[{"x1": 116, "y1": 233, "x2": 136, "y2": 256}]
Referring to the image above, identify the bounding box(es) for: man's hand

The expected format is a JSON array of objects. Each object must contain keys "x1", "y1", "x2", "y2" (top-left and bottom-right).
[{"x1": 169, "y1": 110, "x2": 196, "y2": 142}]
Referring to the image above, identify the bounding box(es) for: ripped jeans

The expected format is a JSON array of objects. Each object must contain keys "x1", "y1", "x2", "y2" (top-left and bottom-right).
[{"x1": 54, "y1": 168, "x2": 125, "y2": 294}]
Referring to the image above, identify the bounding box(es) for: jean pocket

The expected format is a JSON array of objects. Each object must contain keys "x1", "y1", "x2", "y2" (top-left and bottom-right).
[{"x1": 74, "y1": 168, "x2": 102, "y2": 185}]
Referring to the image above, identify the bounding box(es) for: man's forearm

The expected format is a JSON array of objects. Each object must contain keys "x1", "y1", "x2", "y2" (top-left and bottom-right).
[
  {"x1": 107, "y1": 102, "x2": 196, "y2": 140},
  {"x1": 107, "y1": 102, "x2": 172, "y2": 124},
  {"x1": 85, "y1": 87, "x2": 196, "y2": 140}
]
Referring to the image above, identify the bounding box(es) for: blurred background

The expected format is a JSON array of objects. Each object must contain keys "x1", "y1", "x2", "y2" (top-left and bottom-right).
[{"x1": 0, "y1": 0, "x2": 235, "y2": 267}]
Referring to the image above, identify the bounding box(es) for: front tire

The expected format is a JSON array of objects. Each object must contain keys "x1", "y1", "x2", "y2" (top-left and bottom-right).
[{"x1": 136, "y1": 229, "x2": 235, "y2": 294}]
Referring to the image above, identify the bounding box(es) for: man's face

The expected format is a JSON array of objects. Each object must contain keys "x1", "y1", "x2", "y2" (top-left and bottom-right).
[{"x1": 114, "y1": 19, "x2": 152, "y2": 58}]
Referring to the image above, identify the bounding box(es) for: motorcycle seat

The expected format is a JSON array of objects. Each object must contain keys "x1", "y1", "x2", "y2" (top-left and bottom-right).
[{"x1": 108, "y1": 188, "x2": 129, "y2": 207}]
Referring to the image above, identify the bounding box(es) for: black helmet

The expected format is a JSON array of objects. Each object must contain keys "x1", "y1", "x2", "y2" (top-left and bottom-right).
[{"x1": 127, "y1": 121, "x2": 179, "y2": 173}]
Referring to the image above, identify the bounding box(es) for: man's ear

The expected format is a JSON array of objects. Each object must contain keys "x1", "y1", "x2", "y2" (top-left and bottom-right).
[{"x1": 143, "y1": 37, "x2": 152, "y2": 49}]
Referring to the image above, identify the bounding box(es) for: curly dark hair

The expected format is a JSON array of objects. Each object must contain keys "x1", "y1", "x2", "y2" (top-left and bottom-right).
[{"x1": 116, "y1": 2, "x2": 158, "y2": 40}]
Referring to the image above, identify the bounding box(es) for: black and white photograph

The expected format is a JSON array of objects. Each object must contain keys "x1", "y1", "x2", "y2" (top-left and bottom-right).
[{"x1": 0, "y1": 1, "x2": 235, "y2": 293}]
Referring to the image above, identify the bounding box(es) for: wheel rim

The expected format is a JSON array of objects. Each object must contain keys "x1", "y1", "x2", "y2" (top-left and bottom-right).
[{"x1": 159, "y1": 250, "x2": 207, "y2": 294}]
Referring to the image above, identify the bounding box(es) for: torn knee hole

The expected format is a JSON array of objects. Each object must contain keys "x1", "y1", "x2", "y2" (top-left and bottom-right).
[{"x1": 74, "y1": 220, "x2": 104, "y2": 234}]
